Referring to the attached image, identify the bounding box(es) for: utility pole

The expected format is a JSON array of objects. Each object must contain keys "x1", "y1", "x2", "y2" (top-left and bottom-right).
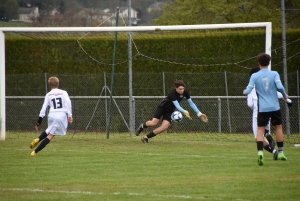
[{"x1": 281, "y1": 0, "x2": 290, "y2": 137}]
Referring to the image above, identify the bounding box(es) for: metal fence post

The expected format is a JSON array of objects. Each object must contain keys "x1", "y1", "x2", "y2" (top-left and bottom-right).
[
  {"x1": 162, "y1": 71, "x2": 165, "y2": 96},
  {"x1": 44, "y1": 73, "x2": 49, "y2": 116},
  {"x1": 45, "y1": 73, "x2": 48, "y2": 93},
  {"x1": 104, "y1": 72, "x2": 108, "y2": 133},
  {"x1": 218, "y1": 97, "x2": 221, "y2": 133},
  {"x1": 298, "y1": 69, "x2": 300, "y2": 133},
  {"x1": 132, "y1": 97, "x2": 135, "y2": 134},
  {"x1": 224, "y1": 71, "x2": 231, "y2": 133}
]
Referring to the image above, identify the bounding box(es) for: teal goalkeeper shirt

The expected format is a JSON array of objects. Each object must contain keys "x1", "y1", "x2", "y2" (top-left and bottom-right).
[{"x1": 244, "y1": 68, "x2": 287, "y2": 112}]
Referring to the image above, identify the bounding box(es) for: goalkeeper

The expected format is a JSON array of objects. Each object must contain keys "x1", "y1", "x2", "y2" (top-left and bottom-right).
[{"x1": 136, "y1": 80, "x2": 208, "y2": 143}]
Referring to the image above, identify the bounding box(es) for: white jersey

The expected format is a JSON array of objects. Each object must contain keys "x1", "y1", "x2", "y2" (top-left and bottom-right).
[
  {"x1": 39, "y1": 88, "x2": 72, "y2": 118},
  {"x1": 39, "y1": 88, "x2": 72, "y2": 135}
]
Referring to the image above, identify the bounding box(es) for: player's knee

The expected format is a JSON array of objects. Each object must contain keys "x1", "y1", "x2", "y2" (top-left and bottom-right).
[{"x1": 148, "y1": 121, "x2": 158, "y2": 127}]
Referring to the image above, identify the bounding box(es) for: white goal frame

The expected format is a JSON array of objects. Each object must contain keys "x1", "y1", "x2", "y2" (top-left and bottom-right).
[{"x1": 0, "y1": 22, "x2": 272, "y2": 140}]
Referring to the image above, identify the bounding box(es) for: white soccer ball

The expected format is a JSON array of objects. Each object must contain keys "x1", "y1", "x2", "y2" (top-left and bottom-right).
[{"x1": 171, "y1": 111, "x2": 183, "y2": 122}]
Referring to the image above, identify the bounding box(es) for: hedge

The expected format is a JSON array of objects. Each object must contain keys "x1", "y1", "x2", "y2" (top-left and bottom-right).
[{"x1": 4, "y1": 29, "x2": 300, "y2": 75}]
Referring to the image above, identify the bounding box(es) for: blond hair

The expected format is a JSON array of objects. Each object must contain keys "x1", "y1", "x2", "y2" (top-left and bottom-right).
[{"x1": 48, "y1": 77, "x2": 59, "y2": 89}]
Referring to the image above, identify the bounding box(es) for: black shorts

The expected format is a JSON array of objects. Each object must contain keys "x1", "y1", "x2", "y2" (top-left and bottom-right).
[
  {"x1": 257, "y1": 110, "x2": 282, "y2": 127},
  {"x1": 153, "y1": 106, "x2": 173, "y2": 123}
]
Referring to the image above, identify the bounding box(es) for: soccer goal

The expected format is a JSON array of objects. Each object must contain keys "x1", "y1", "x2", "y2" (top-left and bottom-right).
[{"x1": 0, "y1": 22, "x2": 272, "y2": 140}]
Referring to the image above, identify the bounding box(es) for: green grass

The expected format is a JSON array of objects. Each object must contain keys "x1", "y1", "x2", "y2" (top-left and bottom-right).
[
  {"x1": 0, "y1": 21, "x2": 32, "y2": 27},
  {"x1": 1, "y1": 132, "x2": 300, "y2": 201}
]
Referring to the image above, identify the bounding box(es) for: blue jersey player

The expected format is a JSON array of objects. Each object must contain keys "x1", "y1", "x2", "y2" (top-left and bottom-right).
[{"x1": 243, "y1": 53, "x2": 289, "y2": 166}]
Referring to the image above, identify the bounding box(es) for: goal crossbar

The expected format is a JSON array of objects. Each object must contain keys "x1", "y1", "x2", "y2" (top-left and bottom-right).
[{"x1": 0, "y1": 22, "x2": 271, "y2": 32}]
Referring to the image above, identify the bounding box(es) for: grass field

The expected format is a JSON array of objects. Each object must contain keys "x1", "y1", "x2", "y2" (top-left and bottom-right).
[{"x1": 1, "y1": 132, "x2": 300, "y2": 201}]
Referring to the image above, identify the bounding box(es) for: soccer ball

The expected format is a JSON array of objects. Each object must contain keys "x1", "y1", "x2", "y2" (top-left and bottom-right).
[{"x1": 171, "y1": 111, "x2": 183, "y2": 122}]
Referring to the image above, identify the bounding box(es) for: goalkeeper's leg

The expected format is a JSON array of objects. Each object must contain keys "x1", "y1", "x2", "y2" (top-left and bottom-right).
[
  {"x1": 141, "y1": 120, "x2": 170, "y2": 143},
  {"x1": 136, "y1": 123, "x2": 147, "y2": 136}
]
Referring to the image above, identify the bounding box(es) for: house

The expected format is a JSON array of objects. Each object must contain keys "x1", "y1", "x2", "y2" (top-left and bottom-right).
[
  {"x1": 118, "y1": 7, "x2": 138, "y2": 19},
  {"x1": 49, "y1": 8, "x2": 60, "y2": 16},
  {"x1": 74, "y1": 8, "x2": 115, "y2": 26},
  {"x1": 147, "y1": 2, "x2": 164, "y2": 13},
  {"x1": 17, "y1": 7, "x2": 39, "y2": 23}
]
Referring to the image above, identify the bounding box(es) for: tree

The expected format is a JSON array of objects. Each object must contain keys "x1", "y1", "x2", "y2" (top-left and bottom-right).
[
  {"x1": 153, "y1": 0, "x2": 288, "y2": 29},
  {"x1": 4, "y1": 0, "x2": 19, "y2": 20},
  {"x1": 284, "y1": 0, "x2": 300, "y2": 28}
]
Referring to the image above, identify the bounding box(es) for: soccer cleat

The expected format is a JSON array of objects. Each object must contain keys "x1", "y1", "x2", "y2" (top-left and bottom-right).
[
  {"x1": 30, "y1": 138, "x2": 39, "y2": 149},
  {"x1": 135, "y1": 124, "x2": 144, "y2": 136},
  {"x1": 141, "y1": 137, "x2": 148, "y2": 143},
  {"x1": 278, "y1": 153, "x2": 287, "y2": 161},
  {"x1": 257, "y1": 152, "x2": 264, "y2": 166},
  {"x1": 30, "y1": 151, "x2": 36, "y2": 156},
  {"x1": 273, "y1": 150, "x2": 278, "y2": 160}
]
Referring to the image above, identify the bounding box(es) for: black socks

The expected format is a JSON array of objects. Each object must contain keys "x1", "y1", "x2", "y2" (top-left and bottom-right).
[
  {"x1": 257, "y1": 141, "x2": 263, "y2": 151},
  {"x1": 35, "y1": 138, "x2": 50, "y2": 153},
  {"x1": 146, "y1": 132, "x2": 156, "y2": 139},
  {"x1": 143, "y1": 123, "x2": 147, "y2": 128},
  {"x1": 38, "y1": 131, "x2": 48, "y2": 141}
]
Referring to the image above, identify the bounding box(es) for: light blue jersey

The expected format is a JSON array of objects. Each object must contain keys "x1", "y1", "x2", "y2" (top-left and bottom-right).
[{"x1": 244, "y1": 69, "x2": 287, "y2": 112}]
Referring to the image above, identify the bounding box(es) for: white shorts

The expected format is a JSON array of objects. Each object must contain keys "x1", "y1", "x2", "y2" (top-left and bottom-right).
[{"x1": 46, "y1": 112, "x2": 68, "y2": 136}]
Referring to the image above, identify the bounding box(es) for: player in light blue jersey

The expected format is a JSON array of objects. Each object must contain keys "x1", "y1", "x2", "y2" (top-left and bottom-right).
[{"x1": 243, "y1": 53, "x2": 289, "y2": 166}]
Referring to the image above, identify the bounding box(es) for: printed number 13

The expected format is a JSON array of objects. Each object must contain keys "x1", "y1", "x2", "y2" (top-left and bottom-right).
[
  {"x1": 51, "y1": 97, "x2": 62, "y2": 109},
  {"x1": 262, "y1": 77, "x2": 269, "y2": 91}
]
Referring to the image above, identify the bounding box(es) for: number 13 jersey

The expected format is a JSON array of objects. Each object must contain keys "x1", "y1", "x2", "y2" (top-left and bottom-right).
[{"x1": 39, "y1": 88, "x2": 72, "y2": 118}]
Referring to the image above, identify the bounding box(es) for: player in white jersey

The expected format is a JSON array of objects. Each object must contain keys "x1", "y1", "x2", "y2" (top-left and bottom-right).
[
  {"x1": 247, "y1": 67, "x2": 292, "y2": 160},
  {"x1": 30, "y1": 77, "x2": 73, "y2": 156},
  {"x1": 244, "y1": 53, "x2": 289, "y2": 166}
]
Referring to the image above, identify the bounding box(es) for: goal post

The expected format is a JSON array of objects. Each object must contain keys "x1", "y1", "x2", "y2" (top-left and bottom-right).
[
  {"x1": 0, "y1": 22, "x2": 272, "y2": 140},
  {"x1": 0, "y1": 31, "x2": 5, "y2": 140}
]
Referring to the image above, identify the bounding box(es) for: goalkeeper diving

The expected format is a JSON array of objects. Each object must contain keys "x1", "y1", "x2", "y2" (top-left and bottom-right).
[{"x1": 136, "y1": 80, "x2": 208, "y2": 143}]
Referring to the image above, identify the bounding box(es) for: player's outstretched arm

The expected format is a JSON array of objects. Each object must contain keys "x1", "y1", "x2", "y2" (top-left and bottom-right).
[
  {"x1": 172, "y1": 100, "x2": 192, "y2": 120},
  {"x1": 186, "y1": 98, "x2": 208, "y2": 122}
]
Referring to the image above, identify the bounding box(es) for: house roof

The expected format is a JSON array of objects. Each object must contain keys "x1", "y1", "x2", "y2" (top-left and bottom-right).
[
  {"x1": 148, "y1": 2, "x2": 163, "y2": 9},
  {"x1": 18, "y1": 7, "x2": 37, "y2": 14},
  {"x1": 84, "y1": 8, "x2": 107, "y2": 15},
  {"x1": 118, "y1": 7, "x2": 137, "y2": 13}
]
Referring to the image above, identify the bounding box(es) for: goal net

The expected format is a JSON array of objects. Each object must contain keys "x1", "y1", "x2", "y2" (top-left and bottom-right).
[{"x1": 5, "y1": 23, "x2": 297, "y2": 144}]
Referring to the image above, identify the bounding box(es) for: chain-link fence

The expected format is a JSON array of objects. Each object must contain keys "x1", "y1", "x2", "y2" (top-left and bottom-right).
[{"x1": 6, "y1": 71, "x2": 300, "y2": 145}]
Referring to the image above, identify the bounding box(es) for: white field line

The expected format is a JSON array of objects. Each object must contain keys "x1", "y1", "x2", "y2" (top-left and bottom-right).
[{"x1": 0, "y1": 188, "x2": 210, "y2": 200}]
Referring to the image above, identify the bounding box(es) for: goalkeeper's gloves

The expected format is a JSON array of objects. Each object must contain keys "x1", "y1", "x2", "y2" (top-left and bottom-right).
[
  {"x1": 197, "y1": 112, "x2": 208, "y2": 123},
  {"x1": 183, "y1": 110, "x2": 192, "y2": 120},
  {"x1": 286, "y1": 99, "x2": 292, "y2": 107}
]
